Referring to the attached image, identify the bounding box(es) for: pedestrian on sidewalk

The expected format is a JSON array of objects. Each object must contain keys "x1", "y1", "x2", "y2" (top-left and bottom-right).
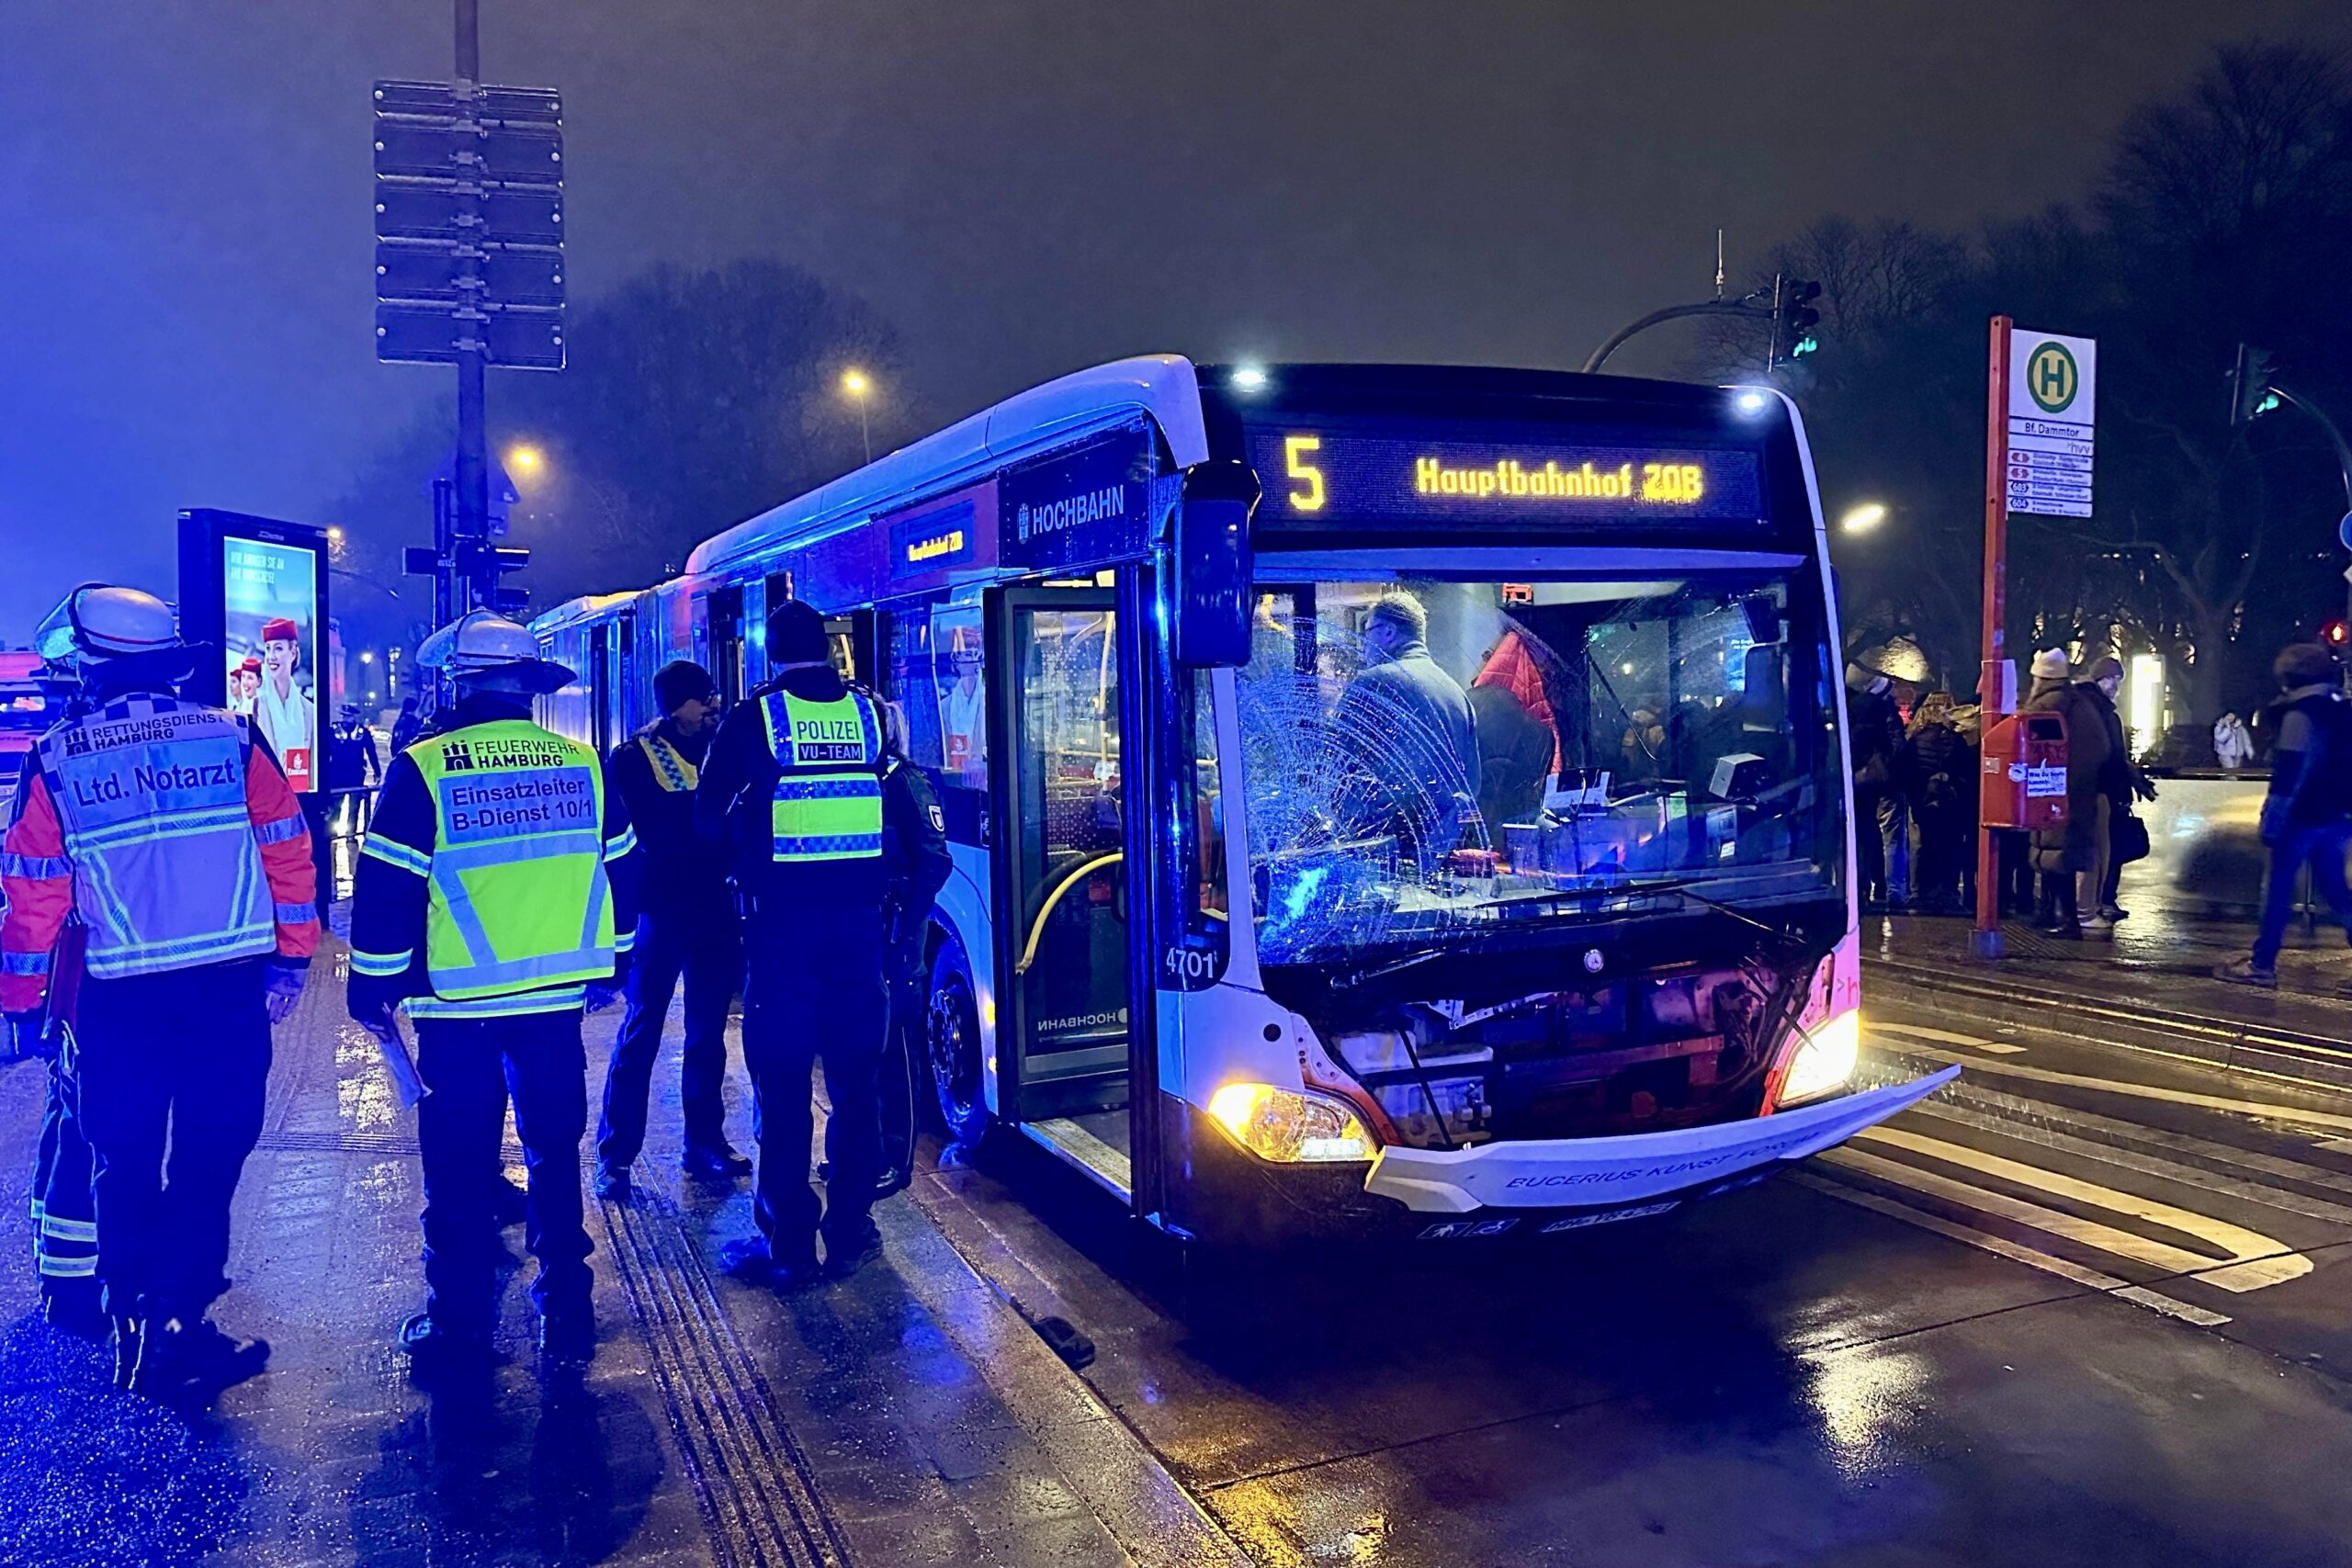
[
  {"x1": 1897, "y1": 692, "x2": 1971, "y2": 913},
  {"x1": 347, "y1": 611, "x2": 639, "y2": 1379},
  {"x1": 2214, "y1": 711, "x2": 2256, "y2": 771},
  {"x1": 2215, "y1": 641, "x2": 2352, "y2": 987},
  {"x1": 2076, "y1": 656, "x2": 2155, "y2": 923},
  {"x1": 1845, "y1": 655, "x2": 1905, "y2": 910},
  {"x1": 2, "y1": 585, "x2": 319, "y2": 1399},
  {"x1": 594, "y1": 660, "x2": 751, "y2": 1200},
  {"x1": 2023, "y1": 649, "x2": 2104, "y2": 939},
  {"x1": 698, "y1": 599, "x2": 897, "y2": 1287}
]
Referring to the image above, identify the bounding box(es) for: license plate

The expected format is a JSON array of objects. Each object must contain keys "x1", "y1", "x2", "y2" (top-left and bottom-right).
[{"x1": 1540, "y1": 1199, "x2": 1680, "y2": 1234}]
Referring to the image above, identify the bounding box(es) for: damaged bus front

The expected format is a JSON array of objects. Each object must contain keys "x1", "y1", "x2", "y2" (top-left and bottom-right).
[{"x1": 1151, "y1": 369, "x2": 1954, "y2": 1245}]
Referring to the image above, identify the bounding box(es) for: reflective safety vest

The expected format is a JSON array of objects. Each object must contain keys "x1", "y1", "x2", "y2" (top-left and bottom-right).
[
  {"x1": 411, "y1": 718, "x2": 617, "y2": 999},
  {"x1": 759, "y1": 689, "x2": 885, "y2": 863},
  {"x1": 37, "y1": 696, "x2": 281, "y2": 978},
  {"x1": 637, "y1": 730, "x2": 698, "y2": 792}
]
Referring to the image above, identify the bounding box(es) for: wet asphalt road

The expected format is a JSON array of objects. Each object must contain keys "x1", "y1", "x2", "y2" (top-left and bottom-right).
[{"x1": 914, "y1": 994, "x2": 2352, "y2": 1568}]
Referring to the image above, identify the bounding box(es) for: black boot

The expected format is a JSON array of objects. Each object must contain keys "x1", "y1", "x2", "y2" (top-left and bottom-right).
[
  {"x1": 42, "y1": 1284, "x2": 107, "y2": 1340},
  {"x1": 399, "y1": 1311, "x2": 496, "y2": 1385},
  {"x1": 130, "y1": 1316, "x2": 269, "y2": 1401}
]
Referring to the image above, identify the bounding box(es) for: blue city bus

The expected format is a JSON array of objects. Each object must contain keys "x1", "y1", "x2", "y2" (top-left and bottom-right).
[{"x1": 534, "y1": 356, "x2": 1951, "y2": 1247}]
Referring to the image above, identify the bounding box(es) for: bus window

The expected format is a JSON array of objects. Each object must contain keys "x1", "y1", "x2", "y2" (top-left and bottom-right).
[
  {"x1": 707, "y1": 586, "x2": 747, "y2": 705},
  {"x1": 933, "y1": 604, "x2": 988, "y2": 789},
  {"x1": 1013, "y1": 603, "x2": 1125, "y2": 1061},
  {"x1": 886, "y1": 612, "x2": 946, "y2": 771}
]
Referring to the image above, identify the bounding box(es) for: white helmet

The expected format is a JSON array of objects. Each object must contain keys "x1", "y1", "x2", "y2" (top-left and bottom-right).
[
  {"x1": 416, "y1": 609, "x2": 573, "y2": 693},
  {"x1": 33, "y1": 583, "x2": 187, "y2": 665}
]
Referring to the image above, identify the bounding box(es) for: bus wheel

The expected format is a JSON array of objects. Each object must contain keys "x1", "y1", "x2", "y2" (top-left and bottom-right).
[{"x1": 926, "y1": 942, "x2": 991, "y2": 1148}]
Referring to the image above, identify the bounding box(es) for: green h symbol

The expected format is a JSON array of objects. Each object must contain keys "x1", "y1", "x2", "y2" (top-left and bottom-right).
[{"x1": 2037, "y1": 358, "x2": 2067, "y2": 400}]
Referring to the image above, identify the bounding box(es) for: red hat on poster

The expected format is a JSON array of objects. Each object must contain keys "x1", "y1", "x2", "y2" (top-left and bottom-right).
[{"x1": 260, "y1": 617, "x2": 300, "y2": 643}]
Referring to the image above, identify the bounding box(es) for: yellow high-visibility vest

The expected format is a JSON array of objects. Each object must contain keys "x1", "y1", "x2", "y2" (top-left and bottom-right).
[
  {"x1": 411, "y1": 718, "x2": 617, "y2": 999},
  {"x1": 759, "y1": 690, "x2": 884, "y2": 863}
]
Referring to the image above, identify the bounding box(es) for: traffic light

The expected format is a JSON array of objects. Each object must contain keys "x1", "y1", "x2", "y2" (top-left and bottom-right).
[
  {"x1": 2231, "y1": 344, "x2": 2281, "y2": 426},
  {"x1": 1777, "y1": 278, "x2": 1823, "y2": 362},
  {"x1": 2323, "y1": 618, "x2": 2349, "y2": 650},
  {"x1": 492, "y1": 585, "x2": 531, "y2": 616}
]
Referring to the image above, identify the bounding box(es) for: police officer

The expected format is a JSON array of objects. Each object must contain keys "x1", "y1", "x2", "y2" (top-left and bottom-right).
[
  {"x1": 594, "y1": 660, "x2": 750, "y2": 1198},
  {"x1": 347, "y1": 611, "x2": 639, "y2": 1376},
  {"x1": 697, "y1": 599, "x2": 894, "y2": 1283},
  {"x1": 2, "y1": 585, "x2": 319, "y2": 1397}
]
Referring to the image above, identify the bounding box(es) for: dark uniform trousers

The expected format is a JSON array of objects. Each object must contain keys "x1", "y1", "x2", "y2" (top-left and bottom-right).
[
  {"x1": 598, "y1": 905, "x2": 742, "y2": 1166},
  {"x1": 414, "y1": 1009, "x2": 594, "y2": 1333},
  {"x1": 75, "y1": 957, "x2": 271, "y2": 1322},
  {"x1": 741, "y1": 908, "x2": 888, "y2": 1259},
  {"x1": 33, "y1": 1048, "x2": 99, "y2": 1296}
]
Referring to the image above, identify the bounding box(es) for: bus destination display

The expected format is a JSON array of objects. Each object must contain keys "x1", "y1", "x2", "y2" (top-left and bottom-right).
[{"x1": 1247, "y1": 428, "x2": 1766, "y2": 526}]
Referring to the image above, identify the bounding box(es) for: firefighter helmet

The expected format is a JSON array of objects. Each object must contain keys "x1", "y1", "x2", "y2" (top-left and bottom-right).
[
  {"x1": 415, "y1": 609, "x2": 574, "y2": 694},
  {"x1": 33, "y1": 584, "x2": 187, "y2": 665}
]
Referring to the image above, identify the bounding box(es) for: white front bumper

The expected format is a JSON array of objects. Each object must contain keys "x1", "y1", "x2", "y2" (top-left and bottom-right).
[{"x1": 1363, "y1": 1066, "x2": 1960, "y2": 1213}]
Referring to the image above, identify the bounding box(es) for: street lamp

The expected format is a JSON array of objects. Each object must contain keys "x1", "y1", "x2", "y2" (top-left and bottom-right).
[
  {"x1": 842, "y1": 368, "x2": 873, "y2": 464},
  {"x1": 359, "y1": 650, "x2": 375, "y2": 666},
  {"x1": 505, "y1": 444, "x2": 544, "y2": 480},
  {"x1": 1839, "y1": 502, "x2": 1889, "y2": 535}
]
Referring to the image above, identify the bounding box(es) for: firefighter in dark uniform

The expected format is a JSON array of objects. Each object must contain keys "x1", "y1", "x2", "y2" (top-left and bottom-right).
[
  {"x1": 697, "y1": 599, "x2": 897, "y2": 1283},
  {"x1": 594, "y1": 659, "x2": 750, "y2": 1198},
  {"x1": 348, "y1": 611, "x2": 639, "y2": 1377},
  {"x1": 870, "y1": 700, "x2": 953, "y2": 1196}
]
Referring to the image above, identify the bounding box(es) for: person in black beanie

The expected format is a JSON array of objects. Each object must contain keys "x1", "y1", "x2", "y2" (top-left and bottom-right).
[{"x1": 593, "y1": 659, "x2": 751, "y2": 1197}]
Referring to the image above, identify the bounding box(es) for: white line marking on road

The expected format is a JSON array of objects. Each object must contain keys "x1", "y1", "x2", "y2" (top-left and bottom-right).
[
  {"x1": 1874, "y1": 1043, "x2": 2352, "y2": 1134},
  {"x1": 1872, "y1": 1021, "x2": 2026, "y2": 1054},
  {"x1": 1790, "y1": 1172, "x2": 2232, "y2": 1326},
  {"x1": 2317, "y1": 1137, "x2": 2352, "y2": 1155},
  {"x1": 1916, "y1": 1074, "x2": 2352, "y2": 1205},
  {"x1": 1911, "y1": 1099, "x2": 2352, "y2": 1228},
  {"x1": 1833, "y1": 1132, "x2": 2313, "y2": 1292}
]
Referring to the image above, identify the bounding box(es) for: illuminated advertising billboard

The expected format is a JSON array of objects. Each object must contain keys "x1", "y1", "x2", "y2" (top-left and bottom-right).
[{"x1": 177, "y1": 510, "x2": 331, "y2": 794}]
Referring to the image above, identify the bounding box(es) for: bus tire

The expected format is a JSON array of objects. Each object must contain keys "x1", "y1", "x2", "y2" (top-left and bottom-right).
[{"x1": 926, "y1": 937, "x2": 991, "y2": 1148}]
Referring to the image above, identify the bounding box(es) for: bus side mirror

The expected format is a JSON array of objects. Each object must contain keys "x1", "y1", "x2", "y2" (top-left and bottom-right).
[{"x1": 1171, "y1": 458, "x2": 1260, "y2": 668}]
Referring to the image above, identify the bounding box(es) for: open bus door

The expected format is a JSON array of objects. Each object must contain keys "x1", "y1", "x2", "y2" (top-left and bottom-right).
[{"x1": 991, "y1": 581, "x2": 1147, "y2": 1193}]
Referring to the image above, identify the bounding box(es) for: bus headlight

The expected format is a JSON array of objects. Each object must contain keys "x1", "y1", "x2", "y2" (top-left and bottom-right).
[
  {"x1": 1206, "y1": 1083, "x2": 1374, "y2": 1163},
  {"x1": 1778, "y1": 1010, "x2": 1861, "y2": 1108}
]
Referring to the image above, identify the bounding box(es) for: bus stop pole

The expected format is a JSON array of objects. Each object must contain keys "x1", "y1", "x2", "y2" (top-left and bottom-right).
[{"x1": 1972, "y1": 316, "x2": 2014, "y2": 961}]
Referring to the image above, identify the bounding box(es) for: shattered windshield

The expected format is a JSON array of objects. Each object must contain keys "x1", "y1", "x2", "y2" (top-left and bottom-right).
[{"x1": 1236, "y1": 571, "x2": 1844, "y2": 968}]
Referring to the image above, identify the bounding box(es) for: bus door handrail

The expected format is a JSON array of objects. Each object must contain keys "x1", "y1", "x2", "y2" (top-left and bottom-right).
[{"x1": 1015, "y1": 852, "x2": 1124, "y2": 975}]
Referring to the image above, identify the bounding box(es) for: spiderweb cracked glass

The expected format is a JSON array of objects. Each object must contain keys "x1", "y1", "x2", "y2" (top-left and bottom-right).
[{"x1": 1238, "y1": 651, "x2": 1488, "y2": 965}]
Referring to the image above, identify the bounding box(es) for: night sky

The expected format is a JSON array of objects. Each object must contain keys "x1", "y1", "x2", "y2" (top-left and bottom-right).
[{"x1": 5, "y1": 0, "x2": 2348, "y2": 635}]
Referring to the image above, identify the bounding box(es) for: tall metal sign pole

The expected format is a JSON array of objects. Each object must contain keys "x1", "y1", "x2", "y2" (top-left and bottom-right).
[
  {"x1": 374, "y1": 0, "x2": 562, "y2": 626},
  {"x1": 453, "y1": 0, "x2": 489, "y2": 556},
  {"x1": 1971, "y1": 317, "x2": 2014, "y2": 959},
  {"x1": 1974, "y1": 318, "x2": 2098, "y2": 959}
]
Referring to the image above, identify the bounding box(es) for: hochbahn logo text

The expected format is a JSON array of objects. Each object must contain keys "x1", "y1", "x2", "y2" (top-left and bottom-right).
[{"x1": 1016, "y1": 483, "x2": 1125, "y2": 542}]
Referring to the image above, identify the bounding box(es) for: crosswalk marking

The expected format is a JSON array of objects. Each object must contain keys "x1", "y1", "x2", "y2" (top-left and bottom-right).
[
  {"x1": 1894, "y1": 1069, "x2": 2352, "y2": 1205},
  {"x1": 1872, "y1": 1042, "x2": 2352, "y2": 1134},
  {"x1": 1871, "y1": 1021, "x2": 2026, "y2": 1055},
  {"x1": 1789, "y1": 1172, "x2": 2232, "y2": 1327},
  {"x1": 1845, "y1": 1126, "x2": 2312, "y2": 1292},
  {"x1": 1909, "y1": 1099, "x2": 2352, "y2": 1227}
]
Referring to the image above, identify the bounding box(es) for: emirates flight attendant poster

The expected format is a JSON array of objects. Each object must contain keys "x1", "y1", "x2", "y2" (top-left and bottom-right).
[{"x1": 178, "y1": 509, "x2": 330, "y2": 794}]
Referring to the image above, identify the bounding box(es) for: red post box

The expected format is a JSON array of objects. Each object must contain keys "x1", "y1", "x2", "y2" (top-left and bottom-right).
[{"x1": 1980, "y1": 712, "x2": 2068, "y2": 831}]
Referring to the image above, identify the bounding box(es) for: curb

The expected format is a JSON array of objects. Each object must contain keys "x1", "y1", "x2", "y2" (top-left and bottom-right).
[{"x1": 1865, "y1": 955, "x2": 2352, "y2": 1093}]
